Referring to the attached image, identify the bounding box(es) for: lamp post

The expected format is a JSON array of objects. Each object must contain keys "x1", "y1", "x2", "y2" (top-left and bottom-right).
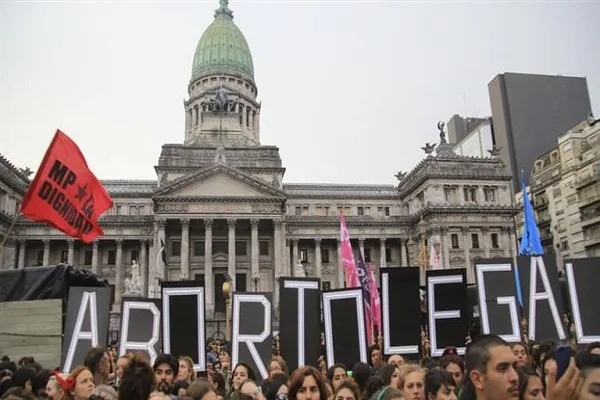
[{"x1": 222, "y1": 279, "x2": 232, "y2": 341}]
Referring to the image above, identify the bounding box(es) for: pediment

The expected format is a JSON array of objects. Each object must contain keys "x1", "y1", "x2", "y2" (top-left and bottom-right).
[{"x1": 155, "y1": 164, "x2": 286, "y2": 199}]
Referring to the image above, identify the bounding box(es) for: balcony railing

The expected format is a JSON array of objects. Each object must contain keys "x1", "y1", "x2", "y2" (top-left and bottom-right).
[{"x1": 576, "y1": 175, "x2": 598, "y2": 189}]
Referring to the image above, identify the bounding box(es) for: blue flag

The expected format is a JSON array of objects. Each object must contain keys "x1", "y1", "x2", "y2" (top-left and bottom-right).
[{"x1": 516, "y1": 172, "x2": 544, "y2": 306}]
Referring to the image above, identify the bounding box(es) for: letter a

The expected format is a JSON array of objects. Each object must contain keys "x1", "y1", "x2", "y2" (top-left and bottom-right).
[{"x1": 63, "y1": 292, "x2": 98, "y2": 372}]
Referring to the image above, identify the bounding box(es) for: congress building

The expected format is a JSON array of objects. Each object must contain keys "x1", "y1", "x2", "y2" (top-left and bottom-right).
[{"x1": 0, "y1": 0, "x2": 518, "y2": 337}]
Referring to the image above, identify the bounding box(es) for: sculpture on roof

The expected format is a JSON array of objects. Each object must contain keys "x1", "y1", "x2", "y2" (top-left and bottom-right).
[
  {"x1": 422, "y1": 143, "x2": 436, "y2": 155},
  {"x1": 214, "y1": 80, "x2": 229, "y2": 112},
  {"x1": 437, "y1": 121, "x2": 447, "y2": 144},
  {"x1": 394, "y1": 171, "x2": 407, "y2": 181},
  {"x1": 488, "y1": 145, "x2": 501, "y2": 157},
  {"x1": 18, "y1": 167, "x2": 33, "y2": 178}
]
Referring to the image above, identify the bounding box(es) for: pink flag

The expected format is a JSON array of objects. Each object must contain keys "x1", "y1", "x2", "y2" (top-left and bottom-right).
[
  {"x1": 368, "y1": 263, "x2": 381, "y2": 336},
  {"x1": 339, "y1": 211, "x2": 360, "y2": 288}
]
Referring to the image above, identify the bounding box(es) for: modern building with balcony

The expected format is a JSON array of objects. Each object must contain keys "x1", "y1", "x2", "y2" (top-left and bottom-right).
[{"x1": 515, "y1": 116, "x2": 600, "y2": 265}]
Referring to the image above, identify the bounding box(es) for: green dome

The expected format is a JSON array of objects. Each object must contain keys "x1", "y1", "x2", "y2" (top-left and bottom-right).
[{"x1": 191, "y1": 0, "x2": 255, "y2": 83}]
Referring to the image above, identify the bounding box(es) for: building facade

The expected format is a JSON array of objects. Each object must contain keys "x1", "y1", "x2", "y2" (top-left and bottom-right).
[
  {"x1": 0, "y1": 0, "x2": 518, "y2": 335},
  {"x1": 515, "y1": 117, "x2": 600, "y2": 264},
  {"x1": 489, "y1": 72, "x2": 593, "y2": 192},
  {"x1": 451, "y1": 118, "x2": 494, "y2": 158}
]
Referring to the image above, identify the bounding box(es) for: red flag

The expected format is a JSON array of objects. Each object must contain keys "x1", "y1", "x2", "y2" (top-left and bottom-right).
[{"x1": 20, "y1": 130, "x2": 113, "y2": 243}]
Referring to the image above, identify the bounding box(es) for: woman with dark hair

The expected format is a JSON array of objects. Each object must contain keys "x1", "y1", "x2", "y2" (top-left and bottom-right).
[
  {"x1": 172, "y1": 379, "x2": 190, "y2": 397},
  {"x1": 261, "y1": 373, "x2": 290, "y2": 400},
  {"x1": 438, "y1": 355, "x2": 464, "y2": 388},
  {"x1": 364, "y1": 375, "x2": 385, "y2": 400},
  {"x1": 230, "y1": 363, "x2": 257, "y2": 394},
  {"x1": 540, "y1": 348, "x2": 557, "y2": 392},
  {"x1": 188, "y1": 378, "x2": 219, "y2": 400},
  {"x1": 576, "y1": 351, "x2": 600, "y2": 400},
  {"x1": 424, "y1": 369, "x2": 457, "y2": 400},
  {"x1": 9, "y1": 368, "x2": 36, "y2": 393},
  {"x1": 516, "y1": 367, "x2": 543, "y2": 400},
  {"x1": 288, "y1": 366, "x2": 328, "y2": 400},
  {"x1": 377, "y1": 364, "x2": 400, "y2": 390},
  {"x1": 512, "y1": 343, "x2": 530, "y2": 367},
  {"x1": 333, "y1": 380, "x2": 360, "y2": 400},
  {"x1": 326, "y1": 364, "x2": 347, "y2": 392},
  {"x1": 208, "y1": 369, "x2": 227, "y2": 399}
]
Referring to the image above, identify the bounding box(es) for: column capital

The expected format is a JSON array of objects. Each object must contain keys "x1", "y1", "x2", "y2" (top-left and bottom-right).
[
  {"x1": 140, "y1": 238, "x2": 148, "y2": 245},
  {"x1": 292, "y1": 238, "x2": 299, "y2": 245},
  {"x1": 181, "y1": 218, "x2": 190, "y2": 227},
  {"x1": 336, "y1": 238, "x2": 341, "y2": 247},
  {"x1": 461, "y1": 227, "x2": 470, "y2": 234},
  {"x1": 274, "y1": 219, "x2": 283, "y2": 229},
  {"x1": 92, "y1": 240, "x2": 99, "y2": 249},
  {"x1": 285, "y1": 238, "x2": 292, "y2": 246},
  {"x1": 227, "y1": 218, "x2": 237, "y2": 229},
  {"x1": 379, "y1": 237, "x2": 386, "y2": 244},
  {"x1": 115, "y1": 238, "x2": 123, "y2": 246},
  {"x1": 157, "y1": 219, "x2": 166, "y2": 228},
  {"x1": 67, "y1": 238, "x2": 75, "y2": 245},
  {"x1": 43, "y1": 239, "x2": 50, "y2": 245},
  {"x1": 358, "y1": 238, "x2": 365, "y2": 245},
  {"x1": 315, "y1": 238, "x2": 322, "y2": 246},
  {"x1": 250, "y1": 218, "x2": 260, "y2": 228},
  {"x1": 204, "y1": 218, "x2": 214, "y2": 228},
  {"x1": 481, "y1": 226, "x2": 490, "y2": 233},
  {"x1": 18, "y1": 238, "x2": 26, "y2": 245}
]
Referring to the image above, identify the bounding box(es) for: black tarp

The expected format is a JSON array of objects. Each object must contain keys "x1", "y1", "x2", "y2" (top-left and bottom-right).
[{"x1": 0, "y1": 265, "x2": 108, "y2": 303}]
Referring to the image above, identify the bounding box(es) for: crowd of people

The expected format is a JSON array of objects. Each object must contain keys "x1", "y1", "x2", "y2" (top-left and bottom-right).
[{"x1": 0, "y1": 335, "x2": 599, "y2": 400}]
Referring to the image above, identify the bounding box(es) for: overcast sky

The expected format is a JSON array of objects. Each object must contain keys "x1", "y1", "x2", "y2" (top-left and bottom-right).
[{"x1": 1, "y1": 0, "x2": 599, "y2": 184}]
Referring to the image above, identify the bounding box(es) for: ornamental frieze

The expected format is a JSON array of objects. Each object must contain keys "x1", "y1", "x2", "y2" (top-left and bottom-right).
[
  {"x1": 157, "y1": 203, "x2": 189, "y2": 213},
  {"x1": 251, "y1": 204, "x2": 281, "y2": 213}
]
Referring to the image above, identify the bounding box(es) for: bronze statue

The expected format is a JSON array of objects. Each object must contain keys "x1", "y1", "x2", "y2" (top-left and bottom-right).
[{"x1": 437, "y1": 121, "x2": 447, "y2": 144}]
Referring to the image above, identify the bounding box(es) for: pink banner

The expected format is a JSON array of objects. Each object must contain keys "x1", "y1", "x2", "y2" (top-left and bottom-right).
[
  {"x1": 339, "y1": 212, "x2": 360, "y2": 288},
  {"x1": 368, "y1": 263, "x2": 381, "y2": 336}
]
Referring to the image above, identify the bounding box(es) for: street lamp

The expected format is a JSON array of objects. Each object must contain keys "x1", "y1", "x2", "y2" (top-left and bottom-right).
[{"x1": 222, "y1": 278, "x2": 232, "y2": 341}]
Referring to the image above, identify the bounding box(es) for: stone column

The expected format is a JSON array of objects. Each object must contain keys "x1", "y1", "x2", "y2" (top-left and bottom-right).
[
  {"x1": 314, "y1": 238, "x2": 322, "y2": 279},
  {"x1": 181, "y1": 219, "x2": 190, "y2": 280},
  {"x1": 157, "y1": 220, "x2": 166, "y2": 281},
  {"x1": 115, "y1": 239, "x2": 123, "y2": 309},
  {"x1": 292, "y1": 239, "x2": 299, "y2": 276},
  {"x1": 67, "y1": 239, "x2": 75, "y2": 265},
  {"x1": 42, "y1": 240, "x2": 50, "y2": 266},
  {"x1": 17, "y1": 239, "x2": 26, "y2": 269},
  {"x1": 273, "y1": 220, "x2": 283, "y2": 306},
  {"x1": 140, "y1": 239, "x2": 148, "y2": 297},
  {"x1": 204, "y1": 218, "x2": 214, "y2": 316},
  {"x1": 228, "y1": 219, "x2": 237, "y2": 289},
  {"x1": 336, "y1": 239, "x2": 344, "y2": 288},
  {"x1": 400, "y1": 239, "x2": 408, "y2": 266},
  {"x1": 441, "y1": 228, "x2": 450, "y2": 269},
  {"x1": 379, "y1": 238, "x2": 386, "y2": 269},
  {"x1": 482, "y1": 227, "x2": 490, "y2": 258},
  {"x1": 502, "y1": 227, "x2": 511, "y2": 257},
  {"x1": 250, "y1": 219, "x2": 259, "y2": 285},
  {"x1": 359, "y1": 238, "x2": 365, "y2": 260},
  {"x1": 462, "y1": 228, "x2": 472, "y2": 283},
  {"x1": 91, "y1": 240, "x2": 100, "y2": 275},
  {"x1": 285, "y1": 239, "x2": 291, "y2": 276},
  {"x1": 508, "y1": 227, "x2": 517, "y2": 259}
]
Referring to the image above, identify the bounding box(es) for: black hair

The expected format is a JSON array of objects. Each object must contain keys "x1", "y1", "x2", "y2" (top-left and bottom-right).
[
  {"x1": 172, "y1": 379, "x2": 190, "y2": 395},
  {"x1": 84, "y1": 347, "x2": 106, "y2": 374},
  {"x1": 31, "y1": 369, "x2": 52, "y2": 395},
  {"x1": 230, "y1": 363, "x2": 256, "y2": 390},
  {"x1": 351, "y1": 362, "x2": 371, "y2": 393},
  {"x1": 439, "y1": 354, "x2": 465, "y2": 374},
  {"x1": 464, "y1": 334, "x2": 509, "y2": 376},
  {"x1": 377, "y1": 364, "x2": 399, "y2": 387},
  {"x1": 326, "y1": 363, "x2": 347, "y2": 381},
  {"x1": 261, "y1": 373, "x2": 290, "y2": 400},
  {"x1": 517, "y1": 366, "x2": 541, "y2": 400},
  {"x1": 119, "y1": 357, "x2": 154, "y2": 400},
  {"x1": 153, "y1": 353, "x2": 179, "y2": 377},
  {"x1": 425, "y1": 369, "x2": 457, "y2": 399},
  {"x1": 10, "y1": 368, "x2": 36, "y2": 390},
  {"x1": 585, "y1": 342, "x2": 600, "y2": 354},
  {"x1": 576, "y1": 351, "x2": 600, "y2": 377},
  {"x1": 364, "y1": 375, "x2": 385, "y2": 400}
]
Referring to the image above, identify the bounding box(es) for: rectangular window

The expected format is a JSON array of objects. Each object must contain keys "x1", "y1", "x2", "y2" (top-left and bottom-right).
[
  {"x1": 107, "y1": 250, "x2": 116, "y2": 265},
  {"x1": 364, "y1": 206, "x2": 371, "y2": 216},
  {"x1": 464, "y1": 187, "x2": 478, "y2": 202},
  {"x1": 324, "y1": 206, "x2": 330, "y2": 216},
  {"x1": 491, "y1": 233, "x2": 499, "y2": 249},
  {"x1": 364, "y1": 248, "x2": 372, "y2": 263},
  {"x1": 36, "y1": 250, "x2": 43, "y2": 266},
  {"x1": 302, "y1": 206, "x2": 310, "y2": 215},
  {"x1": 471, "y1": 234, "x2": 480, "y2": 249},
  {"x1": 300, "y1": 249, "x2": 308, "y2": 263},
  {"x1": 321, "y1": 248, "x2": 330, "y2": 264},
  {"x1": 357, "y1": 206, "x2": 364, "y2": 216},
  {"x1": 451, "y1": 234, "x2": 459, "y2": 249},
  {"x1": 84, "y1": 250, "x2": 93, "y2": 265},
  {"x1": 316, "y1": 206, "x2": 324, "y2": 216},
  {"x1": 322, "y1": 281, "x2": 331, "y2": 291},
  {"x1": 484, "y1": 187, "x2": 496, "y2": 202},
  {"x1": 384, "y1": 206, "x2": 390, "y2": 216},
  {"x1": 259, "y1": 240, "x2": 269, "y2": 256},
  {"x1": 213, "y1": 241, "x2": 228, "y2": 254},
  {"x1": 171, "y1": 241, "x2": 181, "y2": 257},
  {"x1": 295, "y1": 206, "x2": 301, "y2": 216},
  {"x1": 235, "y1": 241, "x2": 247, "y2": 256},
  {"x1": 131, "y1": 250, "x2": 140, "y2": 264},
  {"x1": 194, "y1": 241, "x2": 205, "y2": 256}
]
